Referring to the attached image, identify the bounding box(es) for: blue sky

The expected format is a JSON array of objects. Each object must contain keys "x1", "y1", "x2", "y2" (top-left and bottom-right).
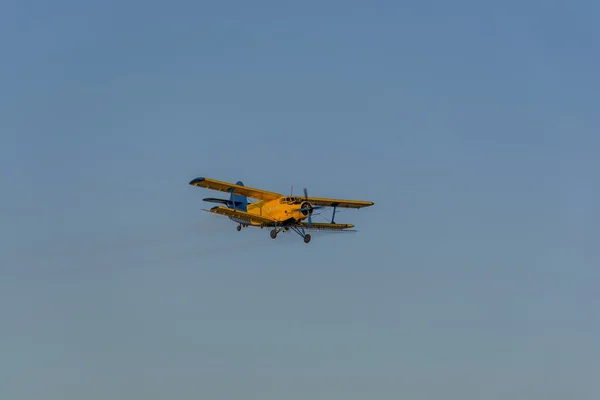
[{"x1": 1, "y1": 0, "x2": 598, "y2": 398}]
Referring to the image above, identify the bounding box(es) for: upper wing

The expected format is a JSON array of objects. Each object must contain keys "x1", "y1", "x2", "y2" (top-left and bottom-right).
[
  {"x1": 189, "y1": 177, "x2": 282, "y2": 201},
  {"x1": 305, "y1": 197, "x2": 374, "y2": 209},
  {"x1": 206, "y1": 206, "x2": 277, "y2": 227}
]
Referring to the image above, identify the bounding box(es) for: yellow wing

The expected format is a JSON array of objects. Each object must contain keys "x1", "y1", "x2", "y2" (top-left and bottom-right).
[
  {"x1": 305, "y1": 197, "x2": 374, "y2": 209},
  {"x1": 189, "y1": 177, "x2": 282, "y2": 201},
  {"x1": 207, "y1": 206, "x2": 277, "y2": 226}
]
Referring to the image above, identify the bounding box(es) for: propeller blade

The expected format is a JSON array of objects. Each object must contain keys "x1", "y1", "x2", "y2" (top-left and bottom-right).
[{"x1": 303, "y1": 188, "x2": 311, "y2": 227}]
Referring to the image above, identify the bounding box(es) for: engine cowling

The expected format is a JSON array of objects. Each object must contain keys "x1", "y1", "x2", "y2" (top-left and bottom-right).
[{"x1": 299, "y1": 201, "x2": 313, "y2": 216}]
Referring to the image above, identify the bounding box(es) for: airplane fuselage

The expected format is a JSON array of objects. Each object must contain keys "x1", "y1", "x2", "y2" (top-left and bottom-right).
[{"x1": 245, "y1": 196, "x2": 312, "y2": 226}]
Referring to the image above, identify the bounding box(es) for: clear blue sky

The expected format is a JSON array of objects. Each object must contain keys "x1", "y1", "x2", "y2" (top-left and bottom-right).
[{"x1": 1, "y1": 0, "x2": 598, "y2": 398}]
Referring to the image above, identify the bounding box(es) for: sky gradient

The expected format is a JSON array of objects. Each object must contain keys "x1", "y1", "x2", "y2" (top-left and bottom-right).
[{"x1": 1, "y1": 0, "x2": 599, "y2": 398}]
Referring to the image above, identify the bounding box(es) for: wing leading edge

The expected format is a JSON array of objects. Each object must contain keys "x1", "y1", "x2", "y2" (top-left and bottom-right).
[
  {"x1": 189, "y1": 177, "x2": 282, "y2": 201},
  {"x1": 305, "y1": 197, "x2": 374, "y2": 209},
  {"x1": 207, "y1": 206, "x2": 277, "y2": 227}
]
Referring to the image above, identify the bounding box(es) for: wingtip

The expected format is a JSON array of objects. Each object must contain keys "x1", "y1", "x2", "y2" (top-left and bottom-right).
[{"x1": 189, "y1": 177, "x2": 206, "y2": 185}]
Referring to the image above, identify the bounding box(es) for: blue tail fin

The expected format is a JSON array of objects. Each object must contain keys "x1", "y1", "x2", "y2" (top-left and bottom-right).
[{"x1": 229, "y1": 181, "x2": 248, "y2": 211}]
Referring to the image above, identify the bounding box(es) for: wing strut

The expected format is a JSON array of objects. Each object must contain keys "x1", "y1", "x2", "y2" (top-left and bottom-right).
[{"x1": 331, "y1": 205, "x2": 338, "y2": 224}]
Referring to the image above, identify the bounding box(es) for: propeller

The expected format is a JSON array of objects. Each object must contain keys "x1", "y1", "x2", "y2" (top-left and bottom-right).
[
  {"x1": 291, "y1": 187, "x2": 324, "y2": 226},
  {"x1": 303, "y1": 187, "x2": 312, "y2": 227}
]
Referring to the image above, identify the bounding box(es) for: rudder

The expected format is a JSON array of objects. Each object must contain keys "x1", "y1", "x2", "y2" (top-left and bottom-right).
[{"x1": 229, "y1": 181, "x2": 248, "y2": 211}]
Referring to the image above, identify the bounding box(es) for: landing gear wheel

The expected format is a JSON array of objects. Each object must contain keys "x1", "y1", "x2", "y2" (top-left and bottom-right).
[
  {"x1": 303, "y1": 234, "x2": 311, "y2": 243},
  {"x1": 236, "y1": 225, "x2": 241, "y2": 231},
  {"x1": 270, "y1": 229, "x2": 278, "y2": 239}
]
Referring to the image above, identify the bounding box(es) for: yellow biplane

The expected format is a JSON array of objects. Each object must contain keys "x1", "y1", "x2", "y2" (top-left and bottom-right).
[{"x1": 189, "y1": 176, "x2": 374, "y2": 243}]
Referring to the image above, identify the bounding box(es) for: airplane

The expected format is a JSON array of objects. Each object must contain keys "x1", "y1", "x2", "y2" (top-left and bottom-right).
[{"x1": 189, "y1": 176, "x2": 374, "y2": 243}]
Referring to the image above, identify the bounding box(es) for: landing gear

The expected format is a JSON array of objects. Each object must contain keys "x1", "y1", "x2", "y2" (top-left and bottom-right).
[
  {"x1": 288, "y1": 226, "x2": 312, "y2": 244},
  {"x1": 268, "y1": 225, "x2": 311, "y2": 243}
]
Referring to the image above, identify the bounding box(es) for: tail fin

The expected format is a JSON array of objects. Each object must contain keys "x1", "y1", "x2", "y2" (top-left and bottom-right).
[{"x1": 229, "y1": 181, "x2": 248, "y2": 211}]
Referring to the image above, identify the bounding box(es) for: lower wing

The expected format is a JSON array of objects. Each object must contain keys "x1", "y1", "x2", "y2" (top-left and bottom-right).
[
  {"x1": 298, "y1": 222, "x2": 356, "y2": 231},
  {"x1": 205, "y1": 207, "x2": 357, "y2": 232},
  {"x1": 205, "y1": 206, "x2": 277, "y2": 227}
]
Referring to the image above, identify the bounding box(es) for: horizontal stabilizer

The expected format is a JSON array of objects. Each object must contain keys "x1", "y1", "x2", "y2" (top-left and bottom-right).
[{"x1": 203, "y1": 197, "x2": 229, "y2": 205}]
